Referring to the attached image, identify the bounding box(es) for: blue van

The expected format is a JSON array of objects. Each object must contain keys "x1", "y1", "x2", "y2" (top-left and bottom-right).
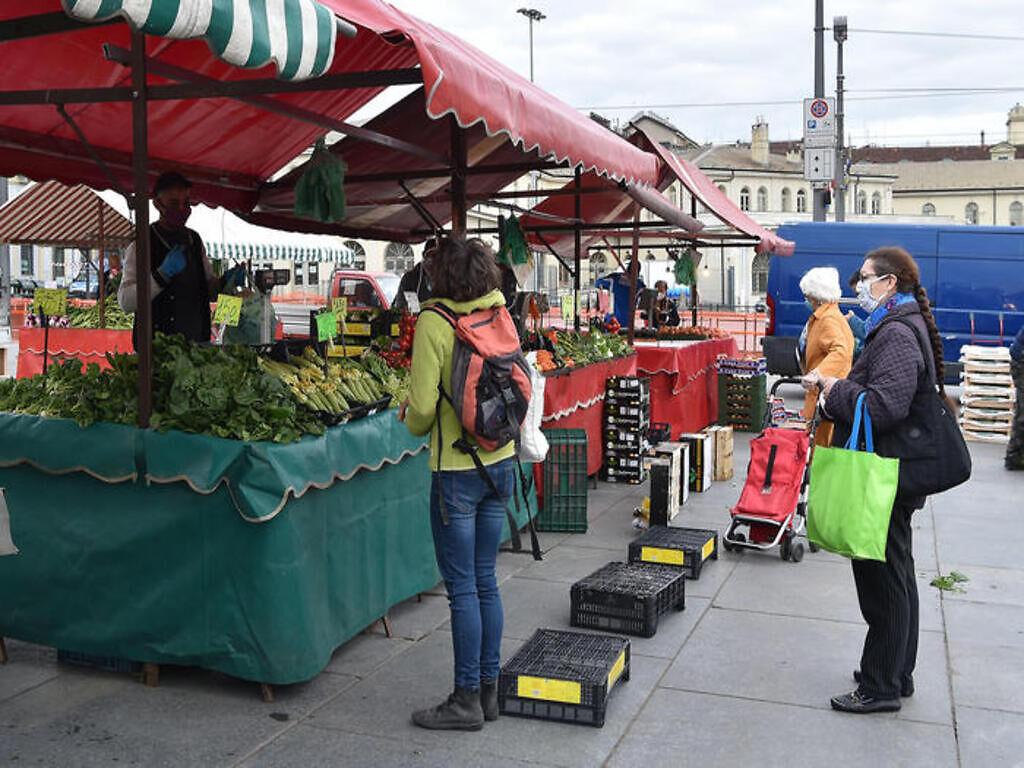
[{"x1": 766, "y1": 222, "x2": 1024, "y2": 380}]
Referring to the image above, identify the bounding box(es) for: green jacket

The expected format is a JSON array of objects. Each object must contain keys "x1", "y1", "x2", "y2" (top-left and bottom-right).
[{"x1": 405, "y1": 289, "x2": 517, "y2": 471}]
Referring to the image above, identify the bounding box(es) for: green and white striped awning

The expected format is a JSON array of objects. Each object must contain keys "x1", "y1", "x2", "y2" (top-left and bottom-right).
[
  {"x1": 207, "y1": 241, "x2": 355, "y2": 265},
  {"x1": 62, "y1": 0, "x2": 350, "y2": 80}
]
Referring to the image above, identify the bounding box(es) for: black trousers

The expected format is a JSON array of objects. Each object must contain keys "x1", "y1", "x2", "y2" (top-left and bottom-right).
[{"x1": 851, "y1": 501, "x2": 919, "y2": 699}]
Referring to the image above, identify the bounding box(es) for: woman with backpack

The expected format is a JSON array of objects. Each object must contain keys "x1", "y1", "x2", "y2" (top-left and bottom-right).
[
  {"x1": 400, "y1": 237, "x2": 527, "y2": 731},
  {"x1": 803, "y1": 246, "x2": 968, "y2": 714}
]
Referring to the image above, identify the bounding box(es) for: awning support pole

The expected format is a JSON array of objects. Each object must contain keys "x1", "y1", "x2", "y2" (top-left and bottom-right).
[
  {"x1": 130, "y1": 29, "x2": 152, "y2": 428},
  {"x1": 97, "y1": 199, "x2": 106, "y2": 329},
  {"x1": 534, "y1": 232, "x2": 575, "y2": 278},
  {"x1": 450, "y1": 119, "x2": 467, "y2": 237},
  {"x1": 573, "y1": 167, "x2": 582, "y2": 332},
  {"x1": 398, "y1": 181, "x2": 443, "y2": 235},
  {"x1": 627, "y1": 206, "x2": 640, "y2": 345},
  {"x1": 55, "y1": 104, "x2": 133, "y2": 204},
  {"x1": 600, "y1": 237, "x2": 628, "y2": 272}
]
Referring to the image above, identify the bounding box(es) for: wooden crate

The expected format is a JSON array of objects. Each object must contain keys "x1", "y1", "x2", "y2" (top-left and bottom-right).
[{"x1": 706, "y1": 425, "x2": 735, "y2": 482}]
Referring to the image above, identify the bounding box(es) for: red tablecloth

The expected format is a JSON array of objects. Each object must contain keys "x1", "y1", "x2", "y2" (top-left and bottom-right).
[
  {"x1": 541, "y1": 354, "x2": 638, "y2": 476},
  {"x1": 635, "y1": 338, "x2": 739, "y2": 439},
  {"x1": 17, "y1": 328, "x2": 134, "y2": 378}
]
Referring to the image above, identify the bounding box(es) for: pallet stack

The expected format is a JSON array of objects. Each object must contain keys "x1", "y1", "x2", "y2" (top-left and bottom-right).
[
  {"x1": 959, "y1": 345, "x2": 1016, "y2": 444},
  {"x1": 602, "y1": 376, "x2": 651, "y2": 484}
]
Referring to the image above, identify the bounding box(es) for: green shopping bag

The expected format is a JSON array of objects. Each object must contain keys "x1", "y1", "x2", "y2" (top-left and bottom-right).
[{"x1": 807, "y1": 393, "x2": 899, "y2": 561}]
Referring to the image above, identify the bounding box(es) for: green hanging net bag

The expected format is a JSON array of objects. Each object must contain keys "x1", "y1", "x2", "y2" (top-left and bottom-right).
[
  {"x1": 294, "y1": 137, "x2": 347, "y2": 223},
  {"x1": 673, "y1": 250, "x2": 697, "y2": 286}
]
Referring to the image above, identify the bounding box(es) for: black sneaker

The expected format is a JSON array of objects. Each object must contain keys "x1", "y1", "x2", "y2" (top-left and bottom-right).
[
  {"x1": 412, "y1": 687, "x2": 484, "y2": 731},
  {"x1": 1005, "y1": 456, "x2": 1024, "y2": 471},
  {"x1": 853, "y1": 669, "x2": 914, "y2": 698},
  {"x1": 831, "y1": 690, "x2": 901, "y2": 714}
]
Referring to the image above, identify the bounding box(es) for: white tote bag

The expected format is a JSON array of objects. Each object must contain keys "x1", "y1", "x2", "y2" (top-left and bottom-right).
[{"x1": 518, "y1": 353, "x2": 549, "y2": 463}]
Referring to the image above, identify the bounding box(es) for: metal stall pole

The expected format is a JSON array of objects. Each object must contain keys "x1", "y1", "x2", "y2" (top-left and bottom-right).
[
  {"x1": 130, "y1": 29, "x2": 153, "y2": 426},
  {"x1": 573, "y1": 166, "x2": 582, "y2": 332},
  {"x1": 97, "y1": 198, "x2": 106, "y2": 328},
  {"x1": 626, "y1": 206, "x2": 640, "y2": 345},
  {"x1": 450, "y1": 117, "x2": 467, "y2": 237}
]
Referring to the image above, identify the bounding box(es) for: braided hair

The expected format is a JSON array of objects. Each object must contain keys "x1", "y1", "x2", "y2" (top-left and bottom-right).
[{"x1": 864, "y1": 246, "x2": 947, "y2": 394}]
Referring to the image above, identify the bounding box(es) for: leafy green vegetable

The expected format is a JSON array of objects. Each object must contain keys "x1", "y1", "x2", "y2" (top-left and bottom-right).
[{"x1": 930, "y1": 571, "x2": 969, "y2": 593}]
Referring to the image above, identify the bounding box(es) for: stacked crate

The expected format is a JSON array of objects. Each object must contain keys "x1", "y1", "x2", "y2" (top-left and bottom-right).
[
  {"x1": 716, "y1": 357, "x2": 769, "y2": 432},
  {"x1": 960, "y1": 345, "x2": 1016, "y2": 444},
  {"x1": 537, "y1": 429, "x2": 589, "y2": 533},
  {"x1": 647, "y1": 441, "x2": 688, "y2": 525},
  {"x1": 602, "y1": 376, "x2": 651, "y2": 484}
]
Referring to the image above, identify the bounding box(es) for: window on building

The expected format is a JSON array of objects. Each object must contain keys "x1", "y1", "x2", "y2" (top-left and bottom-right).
[
  {"x1": 796, "y1": 189, "x2": 807, "y2": 213},
  {"x1": 751, "y1": 253, "x2": 770, "y2": 295},
  {"x1": 384, "y1": 242, "x2": 414, "y2": 273},
  {"x1": 294, "y1": 262, "x2": 304, "y2": 286},
  {"x1": 308, "y1": 261, "x2": 320, "y2": 284},
  {"x1": 1011, "y1": 202, "x2": 1023, "y2": 226},
  {"x1": 781, "y1": 188, "x2": 792, "y2": 212},
  {"x1": 53, "y1": 247, "x2": 65, "y2": 281},
  {"x1": 19, "y1": 245, "x2": 32, "y2": 276},
  {"x1": 757, "y1": 186, "x2": 768, "y2": 212},
  {"x1": 739, "y1": 187, "x2": 751, "y2": 212},
  {"x1": 668, "y1": 186, "x2": 678, "y2": 207},
  {"x1": 965, "y1": 202, "x2": 979, "y2": 225},
  {"x1": 922, "y1": 202, "x2": 936, "y2": 216},
  {"x1": 871, "y1": 192, "x2": 882, "y2": 215},
  {"x1": 344, "y1": 240, "x2": 367, "y2": 270},
  {"x1": 851, "y1": 190, "x2": 868, "y2": 215}
]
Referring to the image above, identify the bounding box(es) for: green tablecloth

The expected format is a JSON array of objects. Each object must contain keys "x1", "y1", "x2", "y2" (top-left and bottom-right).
[{"x1": 0, "y1": 412, "x2": 537, "y2": 684}]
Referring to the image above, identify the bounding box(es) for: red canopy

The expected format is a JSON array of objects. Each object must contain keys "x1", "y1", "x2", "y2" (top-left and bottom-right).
[
  {"x1": 638, "y1": 130, "x2": 795, "y2": 256},
  {"x1": 0, "y1": 1, "x2": 656, "y2": 220}
]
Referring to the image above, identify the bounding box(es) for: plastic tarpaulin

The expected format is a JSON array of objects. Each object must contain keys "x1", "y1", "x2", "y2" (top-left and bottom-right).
[
  {"x1": 16, "y1": 328, "x2": 134, "y2": 379},
  {"x1": 0, "y1": 411, "x2": 540, "y2": 683}
]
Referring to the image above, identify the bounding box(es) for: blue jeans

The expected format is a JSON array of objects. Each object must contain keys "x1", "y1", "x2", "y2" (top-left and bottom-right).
[{"x1": 429, "y1": 458, "x2": 514, "y2": 690}]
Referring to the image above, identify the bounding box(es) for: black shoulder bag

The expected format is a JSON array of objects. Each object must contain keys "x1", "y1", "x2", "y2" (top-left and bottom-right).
[{"x1": 893, "y1": 318, "x2": 972, "y2": 497}]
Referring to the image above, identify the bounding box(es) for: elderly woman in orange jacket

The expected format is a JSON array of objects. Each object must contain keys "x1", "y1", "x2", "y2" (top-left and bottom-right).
[{"x1": 799, "y1": 267, "x2": 855, "y2": 445}]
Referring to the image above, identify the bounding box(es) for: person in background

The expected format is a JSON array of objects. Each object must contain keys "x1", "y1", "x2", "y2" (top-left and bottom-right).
[
  {"x1": 845, "y1": 268, "x2": 867, "y2": 355},
  {"x1": 119, "y1": 171, "x2": 243, "y2": 345},
  {"x1": 393, "y1": 237, "x2": 438, "y2": 312},
  {"x1": 652, "y1": 280, "x2": 680, "y2": 328},
  {"x1": 399, "y1": 238, "x2": 516, "y2": 731},
  {"x1": 804, "y1": 246, "x2": 951, "y2": 715},
  {"x1": 1007, "y1": 325, "x2": 1024, "y2": 470},
  {"x1": 798, "y1": 267, "x2": 854, "y2": 446}
]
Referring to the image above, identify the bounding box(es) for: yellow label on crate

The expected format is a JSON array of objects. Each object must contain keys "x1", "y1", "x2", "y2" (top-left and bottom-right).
[
  {"x1": 345, "y1": 322, "x2": 373, "y2": 336},
  {"x1": 517, "y1": 675, "x2": 581, "y2": 705},
  {"x1": 607, "y1": 650, "x2": 626, "y2": 689},
  {"x1": 702, "y1": 538, "x2": 715, "y2": 561},
  {"x1": 641, "y1": 546, "x2": 685, "y2": 566}
]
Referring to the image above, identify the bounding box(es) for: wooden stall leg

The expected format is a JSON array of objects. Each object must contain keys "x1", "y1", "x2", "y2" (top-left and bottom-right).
[
  {"x1": 260, "y1": 683, "x2": 275, "y2": 703},
  {"x1": 0, "y1": 637, "x2": 8, "y2": 665},
  {"x1": 379, "y1": 615, "x2": 393, "y2": 639},
  {"x1": 141, "y1": 662, "x2": 160, "y2": 687},
  {"x1": 417, "y1": 594, "x2": 423, "y2": 603}
]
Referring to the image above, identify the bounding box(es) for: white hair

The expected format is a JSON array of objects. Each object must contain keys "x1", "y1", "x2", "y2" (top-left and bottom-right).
[{"x1": 799, "y1": 267, "x2": 842, "y2": 303}]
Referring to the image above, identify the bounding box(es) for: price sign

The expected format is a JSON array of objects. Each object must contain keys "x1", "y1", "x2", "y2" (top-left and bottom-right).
[
  {"x1": 213, "y1": 294, "x2": 243, "y2": 326},
  {"x1": 316, "y1": 311, "x2": 337, "y2": 342},
  {"x1": 403, "y1": 291, "x2": 421, "y2": 314},
  {"x1": 560, "y1": 293, "x2": 575, "y2": 323},
  {"x1": 331, "y1": 297, "x2": 347, "y2": 333},
  {"x1": 34, "y1": 288, "x2": 67, "y2": 317}
]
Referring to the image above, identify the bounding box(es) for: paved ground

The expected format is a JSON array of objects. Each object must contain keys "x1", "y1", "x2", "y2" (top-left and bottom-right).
[{"x1": 2, "y1": 431, "x2": 1022, "y2": 767}]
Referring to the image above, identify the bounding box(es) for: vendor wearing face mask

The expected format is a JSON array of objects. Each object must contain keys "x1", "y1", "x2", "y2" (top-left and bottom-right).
[
  {"x1": 653, "y1": 280, "x2": 680, "y2": 328},
  {"x1": 118, "y1": 171, "x2": 243, "y2": 345}
]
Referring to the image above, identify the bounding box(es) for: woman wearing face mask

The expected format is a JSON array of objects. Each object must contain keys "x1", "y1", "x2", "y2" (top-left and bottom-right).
[
  {"x1": 119, "y1": 171, "x2": 243, "y2": 345},
  {"x1": 798, "y1": 267, "x2": 854, "y2": 446},
  {"x1": 803, "y1": 246, "x2": 950, "y2": 714}
]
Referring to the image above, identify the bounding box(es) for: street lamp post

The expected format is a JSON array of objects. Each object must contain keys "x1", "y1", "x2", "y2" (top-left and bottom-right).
[
  {"x1": 834, "y1": 16, "x2": 848, "y2": 222},
  {"x1": 517, "y1": 7, "x2": 546, "y2": 83}
]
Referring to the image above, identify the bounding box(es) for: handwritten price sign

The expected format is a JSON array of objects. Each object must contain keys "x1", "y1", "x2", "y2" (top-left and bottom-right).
[
  {"x1": 213, "y1": 294, "x2": 243, "y2": 327},
  {"x1": 316, "y1": 311, "x2": 338, "y2": 342}
]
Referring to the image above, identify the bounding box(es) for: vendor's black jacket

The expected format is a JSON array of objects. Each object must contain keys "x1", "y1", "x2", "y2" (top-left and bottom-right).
[
  {"x1": 393, "y1": 263, "x2": 432, "y2": 311},
  {"x1": 825, "y1": 301, "x2": 935, "y2": 508},
  {"x1": 134, "y1": 224, "x2": 211, "y2": 346}
]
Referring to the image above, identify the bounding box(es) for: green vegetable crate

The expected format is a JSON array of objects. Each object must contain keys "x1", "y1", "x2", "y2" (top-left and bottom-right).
[
  {"x1": 717, "y1": 374, "x2": 768, "y2": 432},
  {"x1": 538, "y1": 429, "x2": 589, "y2": 533}
]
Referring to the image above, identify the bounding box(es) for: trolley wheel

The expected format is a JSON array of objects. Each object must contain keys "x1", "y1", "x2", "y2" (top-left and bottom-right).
[
  {"x1": 808, "y1": 541, "x2": 821, "y2": 554},
  {"x1": 790, "y1": 542, "x2": 805, "y2": 563},
  {"x1": 723, "y1": 539, "x2": 734, "y2": 552},
  {"x1": 780, "y1": 533, "x2": 793, "y2": 561}
]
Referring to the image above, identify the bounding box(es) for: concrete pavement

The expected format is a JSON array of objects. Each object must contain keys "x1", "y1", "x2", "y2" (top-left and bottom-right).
[{"x1": 1, "y1": 433, "x2": 1022, "y2": 767}]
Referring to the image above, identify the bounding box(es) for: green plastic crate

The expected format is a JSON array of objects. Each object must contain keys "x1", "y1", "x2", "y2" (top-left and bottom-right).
[
  {"x1": 539, "y1": 429, "x2": 589, "y2": 533},
  {"x1": 717, "y1": 374, "x2": 768, "y2": 432}
]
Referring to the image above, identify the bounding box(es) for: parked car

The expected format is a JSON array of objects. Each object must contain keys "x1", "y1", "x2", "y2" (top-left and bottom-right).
[
  {"x1": 274, "y1": 270, "x2": 401, "y2": 337},
  {"x1": 67, "y1": 276, "x2": 99, "y2": 299},
  {"x1": 766, "y1": 222, "x2": 1024, "y2": 381}
]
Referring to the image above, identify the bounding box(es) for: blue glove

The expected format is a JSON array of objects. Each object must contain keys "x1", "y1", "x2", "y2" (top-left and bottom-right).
[{"x1": 158, "y1": 245, "x2": 187, "y2": 281}]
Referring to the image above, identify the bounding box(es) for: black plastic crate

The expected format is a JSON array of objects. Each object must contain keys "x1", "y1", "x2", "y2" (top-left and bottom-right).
[
  {"x1": 605, "y1": 376, "x2": 650, "y2": 397},
  {"x1": 57, "y1": 649, "x2": 141, "y2": 675},
  {"x1": 628, "y1": 526, "x2": 719, "y2": 579},
  {"x1": 604, "y1": 391, "x2": 651, "y2": 408},
  {"x1": 499, "y1": 629, "x2": 630, "y2": 728},
  {"x1": 604, "y1": 401, "x2": 650, "y2": 419},
  {"x1": 604, "y1": 453, "x2": 644, "y2": 471},
  {"x1": 604, "y1": 414, "x2": 650, "y2": 430},
  {"x1": 601, "y1": 466, "x2": 646, "y2": 484},
  {"x1": 539, "y1": 429, "x2": 588, "y2": 533},
  {"x1": 571, "y1": 562, "x2": 686, "y2": 638}
]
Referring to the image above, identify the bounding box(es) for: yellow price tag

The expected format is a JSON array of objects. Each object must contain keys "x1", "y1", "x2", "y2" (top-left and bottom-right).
[
  {"x1": 213, "y1": 294, "x2": 243, "y2": 326},
  {"x1": 560, "y1": 293, "x2": 575, "y2": 321},
  {"x1": 331, "y1": 297, "x2": 347, "y2": 333},
  {"x1": 34, "y1": 288, "x2": 68, "y2": 317},
  {"x1": 316, "y1": 311, "x2": 337, "y2": 342}
]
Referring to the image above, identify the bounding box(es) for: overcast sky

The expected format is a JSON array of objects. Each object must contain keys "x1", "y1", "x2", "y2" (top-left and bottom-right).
[{"x1": 392, "y1": 0, "x2": 1023, "y2": 148}]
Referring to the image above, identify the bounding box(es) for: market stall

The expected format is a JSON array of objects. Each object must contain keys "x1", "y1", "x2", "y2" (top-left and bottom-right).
[
  {"x1": 16, "y1": 327, "x2": 133, "y2": 378},
  {"x1": 634, "y1": 337, "x2": 739, "y2": 439}
]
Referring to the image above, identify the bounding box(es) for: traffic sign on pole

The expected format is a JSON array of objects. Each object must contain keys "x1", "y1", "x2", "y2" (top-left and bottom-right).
[{"x1": 803, "y1": 97, "x2": 836, "y2": 147}]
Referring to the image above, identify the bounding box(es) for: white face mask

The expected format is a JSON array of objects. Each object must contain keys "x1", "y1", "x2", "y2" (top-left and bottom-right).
[{"x1": 856, "y1": 274, "x2": 889, "y2": 313}]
